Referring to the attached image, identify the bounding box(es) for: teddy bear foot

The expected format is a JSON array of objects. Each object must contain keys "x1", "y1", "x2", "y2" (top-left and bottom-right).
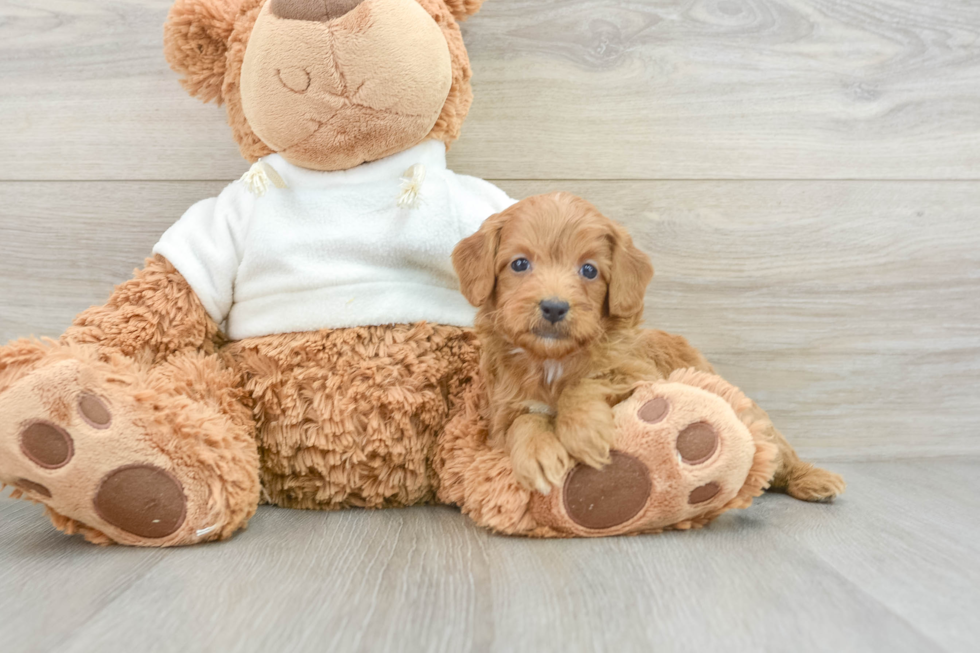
[
  {"x1": 1, "y1": 359, "x2": 193, "y2": 545},
  {"x1": 529, "y1": 369, "x2": 779, "y2": 536},
  {"x1": 0, "y1": 350, "x2": 258, "y2": 546}
]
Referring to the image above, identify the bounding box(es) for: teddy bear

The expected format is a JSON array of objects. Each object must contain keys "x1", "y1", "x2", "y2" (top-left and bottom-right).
[{"x1": 0, "y1": 0, "x2": 842, "y2": 547}]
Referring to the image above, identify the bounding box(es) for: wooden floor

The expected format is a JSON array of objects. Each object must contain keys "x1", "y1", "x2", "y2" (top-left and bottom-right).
[
  {"x1": 1, "y1": 0, "x2": 979, "y2": 650},
  {"x1": 2, "y1": 459, "x2": 979, "y2": 653}
]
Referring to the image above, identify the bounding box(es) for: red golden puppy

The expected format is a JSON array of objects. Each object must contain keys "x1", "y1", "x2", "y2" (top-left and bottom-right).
[{"x1": 452, "y1": 192, "x2": 845, "y2": 500}]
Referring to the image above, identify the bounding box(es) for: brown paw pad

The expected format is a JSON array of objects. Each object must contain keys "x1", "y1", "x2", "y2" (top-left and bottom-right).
[
  {"x1": 14, "y1": 479, "x2": 52, "y2": 498},
  {"x1": 676, "y1": 422, "x2": 718, "y2": 465},
  {"x1": 689, "y1": 482, "x2": 721, "y2": 504},
  {"x1": 93, "y1": 465, "x2": 187, "y2": 539},
  {"x1": 563, "y1": 451, "x2": 652, "y2": 530},
  {"x1": 78, "y1": 393, "x2": 112, "y2": 429},
  {"x1": 20, "y1": 422, "x2": 74, "y2": 469},
  {"x1": 638, "y1": 397, "x2": 669, "y2": 424}
]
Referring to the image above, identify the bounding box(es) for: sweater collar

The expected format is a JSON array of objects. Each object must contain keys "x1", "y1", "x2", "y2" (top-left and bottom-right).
[{"x1": 261, "y1": 140, "x2": 448, "y2": 189}]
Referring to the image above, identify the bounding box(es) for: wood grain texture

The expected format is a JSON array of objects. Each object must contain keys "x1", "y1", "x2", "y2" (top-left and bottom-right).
[
  {"x1": 761, "y1": 459, "x2": 980, "y2": 653},
  {"x1": 2, "y1": 0, "x2": 980, "y2": 180},
  {"x1": 2, "y1": 180, "x2": 977, "y2": 459},
  {"x1": 1, "y1": 459, "x2": 978, "y2": 653}
]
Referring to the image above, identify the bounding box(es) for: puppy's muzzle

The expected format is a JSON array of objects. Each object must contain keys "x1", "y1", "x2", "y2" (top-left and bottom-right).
[{"x1": 539, "y1": 299, "x2": 570, "y2": 324}]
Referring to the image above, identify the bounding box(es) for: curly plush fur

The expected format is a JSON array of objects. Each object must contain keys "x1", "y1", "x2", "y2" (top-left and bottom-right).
[
  {"x1": 226, "y1": 323, "x2": 480, "y2": 509},
  {"x1": 163, "y1": 0, "x2": 240, "y2": 103},
  {"x1": 1, "y1": 260, "x2": 260, "y2": 545},
  {"x1": 0, "y1": 256, "x2": 477, "y2": 544}
]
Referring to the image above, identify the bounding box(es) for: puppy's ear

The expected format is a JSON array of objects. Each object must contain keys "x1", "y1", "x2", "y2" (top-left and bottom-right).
[
  {"x1": 164, "y1": 0, "x2": 242, "y2": 104},
  {"x1": 453, "y1": 213, "x2": 505, "y2": 307},
  {"x1": 607, "y1": 222, "x2": 654, "y2": 320},
  {"x1": 442, "y1": 0, "x2": 486, "y2": 21}
]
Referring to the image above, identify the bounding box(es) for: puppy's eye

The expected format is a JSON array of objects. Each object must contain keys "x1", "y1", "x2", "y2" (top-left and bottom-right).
[
  {"x1": 511, "y1": 258, "x2": 531, "y2": 273},
  {"x1": 580, "y1": 263, "x2": 598, "y2": 280}
]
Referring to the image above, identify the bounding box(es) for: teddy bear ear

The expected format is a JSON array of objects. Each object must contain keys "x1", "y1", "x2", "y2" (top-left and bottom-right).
[
  {"x1": 441, "y1": 0, "x2": 486, "y2": 21},
  {"x1": 163, "y1": 0, "x2": 242, "y2": 104}
]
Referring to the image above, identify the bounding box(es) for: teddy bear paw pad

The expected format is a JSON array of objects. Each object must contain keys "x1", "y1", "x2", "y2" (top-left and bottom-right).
[
  {"x1": 0, "y1": 359, "x2": 199, "y2": 545},
  {"x1": 689, "y1": 481, "x2": 721, "y2": 504},
  {"x1": 675, "y1": 422, "x2": 719, "y2": 465},
  {"x1": 613, "y1": 381, "x2": 757, "y2": 528},
  {"x1": 13, "y1": 478, "x2": 52, "y2": 498},
  {"x1": 94, "y1": 465, "x2": 187, "y2": 539},
  {"x1": 529, "y1": 379, "x2": 759, "y2": 536},
  {"x1": 637, "y1": 397, "x2": 669, "y2": 424},
  {"x1": 20, "y1": 421, "x2": 74, "y2": 469},
  {"x1": 563, "y1": 451, "x2": 652, "y2": 530},
  {"x1": 78, "y1": 393, "x2": 112, "y2": 429}
]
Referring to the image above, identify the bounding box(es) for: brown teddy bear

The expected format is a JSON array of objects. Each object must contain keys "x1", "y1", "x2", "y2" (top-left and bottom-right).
[{"x1": 0, "y1": 0, "x2": 842, "y2": 546}]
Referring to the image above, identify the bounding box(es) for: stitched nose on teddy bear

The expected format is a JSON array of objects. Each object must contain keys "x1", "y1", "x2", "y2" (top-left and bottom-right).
[{"x1": 272, "y1": 0, "x2": 366, "y2": 22}]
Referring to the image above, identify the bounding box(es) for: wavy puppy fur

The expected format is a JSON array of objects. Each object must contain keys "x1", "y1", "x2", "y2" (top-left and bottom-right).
[{"x1": 453, "y1": 192, "x2": 845, "y2": 501}]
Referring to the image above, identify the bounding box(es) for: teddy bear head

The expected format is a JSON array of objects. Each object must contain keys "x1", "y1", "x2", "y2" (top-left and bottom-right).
[{"x1": 164, "y1": 0, "x2": 485, "y2": 171}]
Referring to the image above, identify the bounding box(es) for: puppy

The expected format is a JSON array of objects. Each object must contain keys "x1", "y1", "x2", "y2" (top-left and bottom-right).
[{"x1": 452, "y1": 192, "x2": 846, "y2": 501}]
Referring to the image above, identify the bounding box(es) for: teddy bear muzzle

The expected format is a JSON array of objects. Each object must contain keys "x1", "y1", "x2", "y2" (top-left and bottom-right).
[
  {"x1": 271, "y1": 0, "x2": 367, "y2": 22},
  {"x1": 241, "y1": 0, "x2": 455, "y2": 171}
]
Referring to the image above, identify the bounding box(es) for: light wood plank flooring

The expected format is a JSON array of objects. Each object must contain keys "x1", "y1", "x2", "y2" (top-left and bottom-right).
[{"x1": 2, "y1": 459, "x2": 978, "y2": 653}]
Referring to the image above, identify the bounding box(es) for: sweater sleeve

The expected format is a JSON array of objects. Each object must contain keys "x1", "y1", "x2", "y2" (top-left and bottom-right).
[
  {"x1": 151, "y1": 183, "x2": 252, "y2": 326},
  {"x1": 451, "y1": 174, "x2": 518, "y2": 240}
]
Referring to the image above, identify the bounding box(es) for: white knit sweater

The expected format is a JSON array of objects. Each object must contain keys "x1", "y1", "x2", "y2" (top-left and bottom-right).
[{"x1": 153, "y1": 140, "x2": 515, "y2": 340}]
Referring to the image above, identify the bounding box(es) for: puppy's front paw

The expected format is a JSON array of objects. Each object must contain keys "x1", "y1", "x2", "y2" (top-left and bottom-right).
[
  {"x1": 556, "y1": 405, "x2": 616, "y2": 470},
  {"x1": 511, "y1": 432, "x2": 572, "y2": 495}
]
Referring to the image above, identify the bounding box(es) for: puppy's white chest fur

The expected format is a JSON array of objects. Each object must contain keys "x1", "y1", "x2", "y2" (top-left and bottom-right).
[
  {"x1": 542, "y1": 359, "x2": 564, "y2": 385},
  {"x1": 510, "y1": 348, "x2": 564, "y2": 385}
]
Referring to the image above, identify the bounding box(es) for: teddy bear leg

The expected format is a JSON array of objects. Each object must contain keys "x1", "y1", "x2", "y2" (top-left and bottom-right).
[
  {"x1": 0, "y1": 344, "x2": 260, "y2": 546},
  {"x1": 744, "y1": 401, "x2": 847, "y2": 502},
  {"x1": 436, "y1": 369, "x2": 780, "y2": 537},
  {"x1": 227, "y1": 322, "x2": 481, "y2": 511},
  {"x1": 0, "y1": 255, "x2": 259, "y2": 546},
  {"x1": 433, "y1": 378, "x2": 545, "y2": 536},
  {"x1": 638, "y1": 330, "x2": 846, "y2": 503}
]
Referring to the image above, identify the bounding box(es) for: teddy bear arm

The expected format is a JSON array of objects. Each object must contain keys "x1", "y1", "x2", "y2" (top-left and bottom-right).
[{"x1": 64, "y1": 254, "x2": 222, "y2": 362}]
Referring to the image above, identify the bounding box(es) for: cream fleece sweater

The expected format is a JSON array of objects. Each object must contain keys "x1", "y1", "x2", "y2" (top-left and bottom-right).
[{"x1": 154, "y1": 140, "x2": 515, "y2": 340}]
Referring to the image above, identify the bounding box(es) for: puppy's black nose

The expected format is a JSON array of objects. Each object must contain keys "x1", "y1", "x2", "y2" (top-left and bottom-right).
[{"x1": 540, "y1": 299, "x2": 570, "y2": 324}]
